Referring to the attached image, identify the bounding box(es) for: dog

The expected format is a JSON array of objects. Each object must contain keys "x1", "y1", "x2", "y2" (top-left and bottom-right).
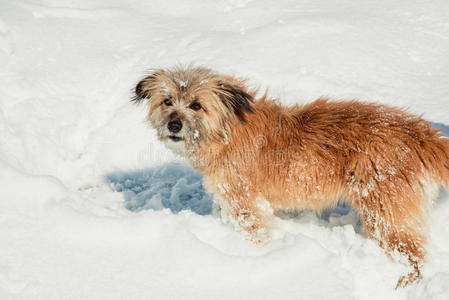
[{"x1": 132, "y1": 65, "x2": 449, "y2": 288}]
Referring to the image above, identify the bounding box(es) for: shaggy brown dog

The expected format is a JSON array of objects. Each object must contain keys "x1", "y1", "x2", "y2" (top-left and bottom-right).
[{"x1": 133, "y1": 65, "x2": 449, "y2": 288}]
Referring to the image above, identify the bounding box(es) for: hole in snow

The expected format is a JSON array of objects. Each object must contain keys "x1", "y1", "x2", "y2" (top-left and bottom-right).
[{"x1": 105, "y1": 162, "x2": 213, "y2": 215}]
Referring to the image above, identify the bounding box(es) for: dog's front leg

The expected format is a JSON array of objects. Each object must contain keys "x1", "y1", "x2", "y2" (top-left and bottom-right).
[
  {"x1": 218, "y1": 190, "x2": 273, "y2": 245},
  {"x1": 204, "y1": 175, "x2": 274, "y2": 245}
]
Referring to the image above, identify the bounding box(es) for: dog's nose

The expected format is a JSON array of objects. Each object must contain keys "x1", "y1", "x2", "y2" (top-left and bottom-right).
[{"x1": 168, "y1": 120, "x2": 182, "y2": 133}]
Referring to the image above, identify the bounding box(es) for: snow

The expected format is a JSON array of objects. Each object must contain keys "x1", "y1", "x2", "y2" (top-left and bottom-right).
[{"x1": 0, "y1": 0, "x2": 449, "y2": 299}]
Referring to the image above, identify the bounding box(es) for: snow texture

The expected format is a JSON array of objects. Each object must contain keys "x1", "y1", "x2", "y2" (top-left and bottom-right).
[{"x1": 1, "y1": 0, "x2": 449, "y2": 299}]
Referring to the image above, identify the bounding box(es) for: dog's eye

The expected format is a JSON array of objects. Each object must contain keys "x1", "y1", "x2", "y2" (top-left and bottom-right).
[
  {"x1": 163, "y1": 98, "x2": 172, "y2": 106},
  {"x1": 189, "y1": 102, "x2": 202, "y2": 111}
]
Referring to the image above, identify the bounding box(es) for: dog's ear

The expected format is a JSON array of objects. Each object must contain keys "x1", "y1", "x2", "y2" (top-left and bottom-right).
[
  {"x1": 131, "y1": 72, "x2": 160, "y2": 103},
  {"x1": 216, "y1": 80, "x2": 254, "y2": 121}
]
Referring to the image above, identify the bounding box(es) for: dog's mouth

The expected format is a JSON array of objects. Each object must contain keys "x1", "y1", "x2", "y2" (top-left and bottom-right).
[{"x1": 168, "y1": 135, "x2": 184, "y2": 142}]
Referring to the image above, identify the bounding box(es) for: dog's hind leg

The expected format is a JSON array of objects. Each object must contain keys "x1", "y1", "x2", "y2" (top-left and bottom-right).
[
  {"x1": 348, "y1": 180, "x2": 432, "y2": 288},
  {"x1": 358, "y1": 199, "x2": 426, "y2": 289},
  {"x1": 345, "y1": 162, "x2": 432, "y2": 288}
]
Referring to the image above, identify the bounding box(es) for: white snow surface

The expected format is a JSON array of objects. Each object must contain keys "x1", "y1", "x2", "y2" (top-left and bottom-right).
[{"x1": 1, "y1": 0, "x2": 449, "y2": 299}]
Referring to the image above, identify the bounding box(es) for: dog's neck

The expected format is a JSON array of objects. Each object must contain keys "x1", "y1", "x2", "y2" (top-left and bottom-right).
[
  {"x1": 187, "y1": 138, "x2": 228, "y2": 172},
  {"x1": 186, "y1": 117, "x2": 253, "y2": 174}
]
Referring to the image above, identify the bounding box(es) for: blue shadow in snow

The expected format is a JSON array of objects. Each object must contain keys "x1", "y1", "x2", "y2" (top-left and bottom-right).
[
  {"x1": 106, "y1": 122, "x2": 448, "y2": 216},
  {"x1": 432, "y1": 122, "x2": 449, "y2": 136},
  {"x1": 106, "y1": 162, "x2": 213, "y2": 215}
]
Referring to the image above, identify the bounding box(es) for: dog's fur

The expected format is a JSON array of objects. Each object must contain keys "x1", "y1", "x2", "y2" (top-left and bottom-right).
[{"x1": 133, "y1": 65, "x2": 449, "y2": 288}]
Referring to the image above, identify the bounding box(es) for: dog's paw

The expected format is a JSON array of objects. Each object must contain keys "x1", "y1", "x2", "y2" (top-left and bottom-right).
[
  {"x1": 247, "y1": 227, "x2": 271, "y2": 246},
  {"x1": 395, "y1": 271, "x2": 422, "y2": 289},
  {"x1": 234, "y1": 209, "x2": 274, "y2": 246}
]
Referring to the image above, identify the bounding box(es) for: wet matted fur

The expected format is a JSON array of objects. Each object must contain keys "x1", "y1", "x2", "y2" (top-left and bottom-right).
[{"x1": 133, "y1": 65, "x2": 449, "y2": 288}]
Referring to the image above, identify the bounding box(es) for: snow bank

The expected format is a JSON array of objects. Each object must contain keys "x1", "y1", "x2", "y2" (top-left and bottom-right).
[{"x1": 0, "y1": 0, "x2": 449, "y2": 299}]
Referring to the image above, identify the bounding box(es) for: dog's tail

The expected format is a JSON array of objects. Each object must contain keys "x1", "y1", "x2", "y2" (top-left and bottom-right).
[{"x1": 421, "y1": 126, "x2": 449, "y2": 189}]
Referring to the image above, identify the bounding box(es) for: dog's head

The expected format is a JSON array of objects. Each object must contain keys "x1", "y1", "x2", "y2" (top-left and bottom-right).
[{"x1": 133, "y1": 65, "x2": 254, "y2": 155}]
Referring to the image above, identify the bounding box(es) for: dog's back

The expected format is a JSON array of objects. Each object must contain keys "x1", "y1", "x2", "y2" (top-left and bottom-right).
[{"x1": 253, "y1": 98, "x2": 449, "y2": 287}]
